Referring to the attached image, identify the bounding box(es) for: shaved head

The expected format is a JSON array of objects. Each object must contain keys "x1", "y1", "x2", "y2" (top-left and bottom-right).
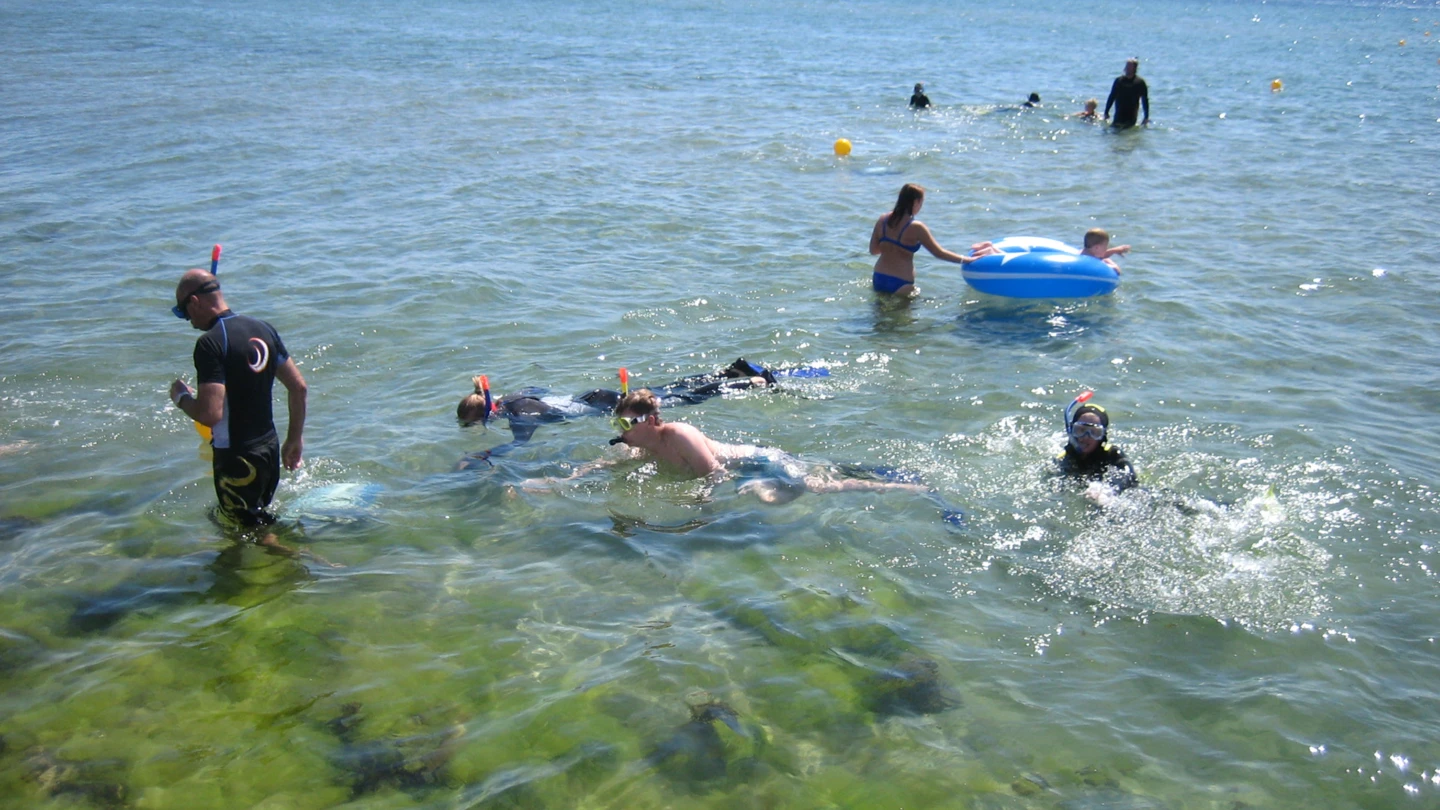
[{"x1": 175, "y1": 269, "x2": 218, "y2": 303}]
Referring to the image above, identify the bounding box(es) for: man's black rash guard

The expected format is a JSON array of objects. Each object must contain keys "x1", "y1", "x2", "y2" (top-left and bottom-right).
[{"x1": 194, "y1": 311, "x2": 288, "y2": 450}]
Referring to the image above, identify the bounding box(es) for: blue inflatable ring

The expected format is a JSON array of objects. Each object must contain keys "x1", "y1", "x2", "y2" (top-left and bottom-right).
[{"x1": 962, "y1": 236, "x2": 1120, "y2": 299}]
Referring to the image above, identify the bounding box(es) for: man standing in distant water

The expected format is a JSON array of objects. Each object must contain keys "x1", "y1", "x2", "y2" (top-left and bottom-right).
[
  {"x1": 1104, "y1": 58, "x2": 1149, "y2": 128},
  {"x1": 169, "y1": 269, "x2": 307, "y2": 527},
  {"x1": 909, "y1": 82, "x2": 931, "y2": 109}
]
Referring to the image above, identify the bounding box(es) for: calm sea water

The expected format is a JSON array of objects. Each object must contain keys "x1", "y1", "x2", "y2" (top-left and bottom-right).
[{"x1": 3, "y1": 0, "x2": 1440, "y2": 806}]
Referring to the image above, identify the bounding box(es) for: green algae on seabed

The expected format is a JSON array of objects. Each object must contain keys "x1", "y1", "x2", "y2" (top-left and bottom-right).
[{"x1": 681, "y1": 549, "x2": 963, "y2": 720}]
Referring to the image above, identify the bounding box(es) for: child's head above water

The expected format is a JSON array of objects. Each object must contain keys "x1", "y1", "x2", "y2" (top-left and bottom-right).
[{"x1": 457, "y1": 376, "x2": 491, "y2": 425}]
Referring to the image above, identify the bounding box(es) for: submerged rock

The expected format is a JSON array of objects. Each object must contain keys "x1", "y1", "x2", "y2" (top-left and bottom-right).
[
  {"x1": 21, "y1": 748, "x2": 129, "y2": 809},
  {"x1": 323, "y1": 702, "x2": 464, "y2": 799},
  {"x1": 646, "y1": 699, "x2": 746, "y2": 786},
  {"x1": 0, "y1": 516, "x2": 36, "y2": 544},
  {"x1": 64, "y1": 583, "x2": 192, "y2": 634},
  {"x1": 862, "y1": 655, "x2": 961, "y2": 716},
  {"x1": 1012, "y1": 773, "x2": 1050, "y2": 796}
]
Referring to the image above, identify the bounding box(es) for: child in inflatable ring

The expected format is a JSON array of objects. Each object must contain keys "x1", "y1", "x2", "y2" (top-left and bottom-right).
[{"x1": 1080, "y1": 228, "x2": 1130, "y2": 273}]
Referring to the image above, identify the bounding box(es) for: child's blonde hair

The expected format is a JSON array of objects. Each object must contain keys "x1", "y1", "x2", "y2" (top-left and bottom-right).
[
  {"x1": 1083, "y1": 228, "x2": 1110, "y2": 249},
  {"x1": 615, "y1": 388, "x2": 661, "y2": 417},
  {"x1": 457, "y1": 376, "x2": 490, "y2": 424}
]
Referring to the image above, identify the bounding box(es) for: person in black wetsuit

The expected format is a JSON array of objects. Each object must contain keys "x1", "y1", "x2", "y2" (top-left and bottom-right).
[
  {"x1": 1104, "y1": 58, "x2": 1150, "y2": 129},
  {"x1": 456, "y1": 358, "x2": 778, "y2": 469},
  {"x1": 169, "y1": 269, "x2": 308, "y2": 527},
  {"x1": 1055, "y1": 396, "x2": 1137, "y2": 505},
  {"x1": 909, "y1": 82, "x2": 931, "y2": 109}
]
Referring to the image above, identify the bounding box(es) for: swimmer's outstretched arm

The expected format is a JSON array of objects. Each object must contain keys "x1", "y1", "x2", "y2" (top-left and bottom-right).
[
  {"x1": 913, "y1": 223, "x2": 979, "y2": 265},
  {"x1": 516, "y1": 447, "x2": 644, "y2": 490}
]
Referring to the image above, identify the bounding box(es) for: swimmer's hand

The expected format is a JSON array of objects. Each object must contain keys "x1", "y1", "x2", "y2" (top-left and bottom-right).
[
  {"x1": 282, "y1": 436, "x2": 304, "y2": 471},
  {"x1": 515, "y1": 477, "x2": 561, "y2": 494},
  {"x1": 516, "y1": 464, "x2": 593, "y2": 492},
  {"x1": 1084, "y1": 481, "x2": 1117, "y2": 507},
  {"x1": 169, "y1": 378, "x2": 195, "y2": 407}
]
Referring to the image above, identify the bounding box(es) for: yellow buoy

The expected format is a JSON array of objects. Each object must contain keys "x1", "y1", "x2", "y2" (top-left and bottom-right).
[
  {"x1": 1398, "y1": 39, "x2": 1406, "y2": 46},
  {"x1": 833, "y1": 138, "x2": 852, "y2": 157},
  {"x1": 1271, "y1": 78, "x2": 1283, "y2": 92}
]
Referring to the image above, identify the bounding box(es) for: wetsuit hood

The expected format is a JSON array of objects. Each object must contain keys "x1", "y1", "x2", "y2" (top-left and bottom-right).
[
  {"x1": 1071, "y1": 404, "x2": 1109, "y2": 429},
  {"x1": 1068, "y1": 403, "x2": 1110, "y2": 449}
]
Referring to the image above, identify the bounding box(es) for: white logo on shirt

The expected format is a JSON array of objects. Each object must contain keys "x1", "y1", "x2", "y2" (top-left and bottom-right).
[{"x1": 247, "y1": 337, "x2": 270, "y2": 373}]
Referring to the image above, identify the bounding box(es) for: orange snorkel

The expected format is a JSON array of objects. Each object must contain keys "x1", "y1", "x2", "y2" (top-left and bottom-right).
[{"x1": 608, "y1": 368, "x2": 631, "y2": 445}]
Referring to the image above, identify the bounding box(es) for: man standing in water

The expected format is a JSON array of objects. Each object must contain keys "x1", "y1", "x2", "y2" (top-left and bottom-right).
[
  {"x1": 168, "y1": 269, "x2": 307, "y2": 527},
  {"x1": 1104, "y1": 57, "x2": 1150, "y2": 129}
]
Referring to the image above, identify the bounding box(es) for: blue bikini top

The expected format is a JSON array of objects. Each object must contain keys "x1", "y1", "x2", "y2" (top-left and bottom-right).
[{"x1": 878, "y1": 218, "x2": 921, "y2": 253}]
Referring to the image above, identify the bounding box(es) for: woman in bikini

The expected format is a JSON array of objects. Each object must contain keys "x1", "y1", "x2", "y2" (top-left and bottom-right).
[{"x1": 868, "y1": 183, "x2": 978, "y2": 296}]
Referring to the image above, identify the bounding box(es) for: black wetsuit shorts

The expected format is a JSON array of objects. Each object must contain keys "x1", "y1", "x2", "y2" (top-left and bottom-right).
[{"x1": 212, "y1": 439, "x2": 281, "y2": 527}]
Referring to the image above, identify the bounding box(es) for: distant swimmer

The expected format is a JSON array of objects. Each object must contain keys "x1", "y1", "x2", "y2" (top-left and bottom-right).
[
  {"x1": 1022, "y1": 92, "x2": 1042, "y2": 108},
  {"x1": 909, "y1": 82, "x2": 931, "y2": 109},
  {"x1": 1054, "y1": 393, "x2": 1137, "y2": 505},
  {"x1": 457, "y1": 358, "x2": 780, "y2": 469},
  {"x1": 1075, "y1": 98, "x2": 1099, "y2": 120},
  {"x1": 527, "y1": 388, "x2": 940, "y2": 507},
  {"x1": 1104, "y1": 57, "x2": 1150, "y2": 128},
  {"x1": 869, "y1": 183, "x2": 980, "y2": 296}
]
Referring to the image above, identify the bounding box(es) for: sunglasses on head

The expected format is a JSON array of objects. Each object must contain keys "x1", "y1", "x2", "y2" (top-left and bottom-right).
[
  {"x1": 172, "y1": 281, "x2": 220, "y2": 319},
  {"x1": 610, "y1": 413, "x2": 654, "y2": 432},
  {"x1": 1069, "y1": 422, "x2": 1105, "y2": 440}
]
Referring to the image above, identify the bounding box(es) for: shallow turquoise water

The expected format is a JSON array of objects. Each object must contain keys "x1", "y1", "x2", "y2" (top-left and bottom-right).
[{"x1": 3, "y1": 0, "x2": 1440, "y2": 807}]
